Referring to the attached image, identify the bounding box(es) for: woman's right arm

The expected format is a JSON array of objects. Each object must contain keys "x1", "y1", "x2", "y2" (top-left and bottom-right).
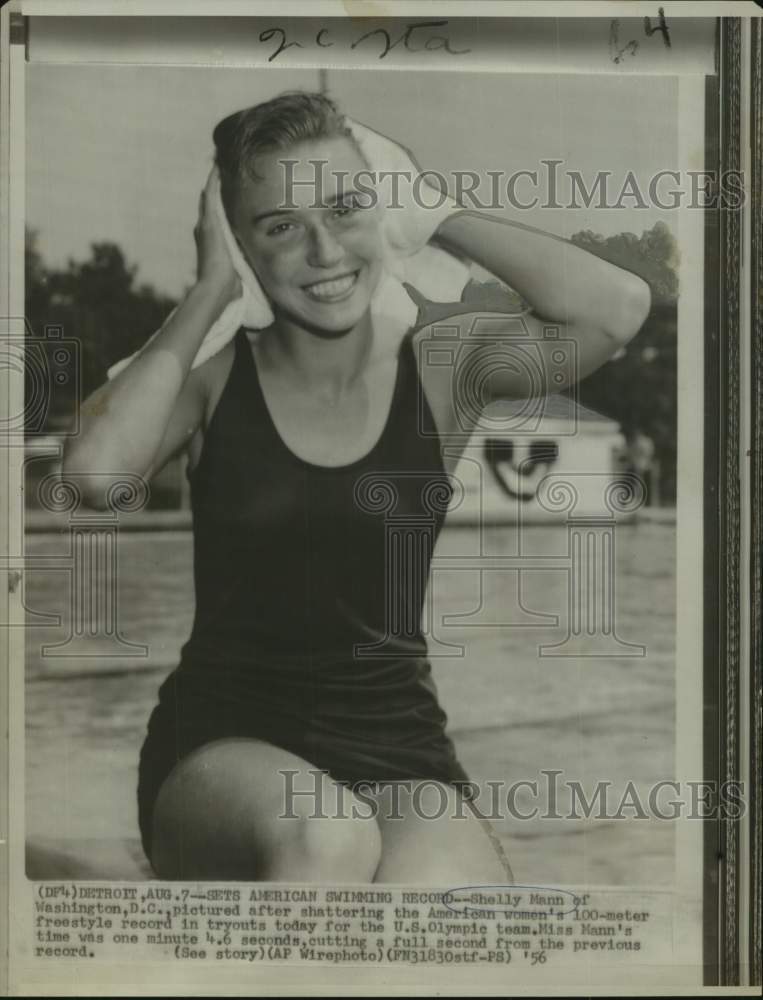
[{"x1": 62, "y1": 170, "x2": 241, "y2": 504}]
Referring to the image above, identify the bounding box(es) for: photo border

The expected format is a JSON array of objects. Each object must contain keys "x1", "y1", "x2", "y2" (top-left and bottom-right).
[
  {"x1": 703, "y1": 17, "x2": 743, "y2": 986},
  {"x1": 748, "y1": 14, "x2": 762, "y2": 992},
  {"x1": 0, "y1": 2, "x2": 760, "y2": 993}
]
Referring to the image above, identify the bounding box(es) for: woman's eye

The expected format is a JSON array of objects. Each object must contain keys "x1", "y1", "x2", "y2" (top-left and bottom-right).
[
  {"x1": 333, "y1": 197, "x2": 364, "y2": 218},
  {"x1": 267, "y1": 220, "x2": 296, "y2": 236}
]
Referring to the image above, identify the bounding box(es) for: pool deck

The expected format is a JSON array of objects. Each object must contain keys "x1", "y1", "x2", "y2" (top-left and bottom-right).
[{"x1": 24, "y1": 521, "x2": 676, "y2": 886}]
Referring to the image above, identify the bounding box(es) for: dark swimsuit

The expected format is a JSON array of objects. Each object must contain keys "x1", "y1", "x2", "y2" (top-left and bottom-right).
[{"x1": 136, "y1": 325, "x2": 472, "y2": 863}]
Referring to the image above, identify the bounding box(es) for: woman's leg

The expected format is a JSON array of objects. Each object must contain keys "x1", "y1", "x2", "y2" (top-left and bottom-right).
[
  {"x1": 369, "y1": 781, "x2": 514, "y2": 885},
  {"x1": 149, "y1": 738, "x2": 382, "y2": 881}
]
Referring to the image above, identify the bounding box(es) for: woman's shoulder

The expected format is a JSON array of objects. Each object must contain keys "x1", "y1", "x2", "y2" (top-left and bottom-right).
[{"x1": 408, "y1": 278, "x2": 530, "y2": 335}]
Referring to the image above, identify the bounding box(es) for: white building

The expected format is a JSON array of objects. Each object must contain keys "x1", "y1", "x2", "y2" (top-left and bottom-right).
[{"x1": 445, "y1": 394, "x2": 630, "y2": 524}]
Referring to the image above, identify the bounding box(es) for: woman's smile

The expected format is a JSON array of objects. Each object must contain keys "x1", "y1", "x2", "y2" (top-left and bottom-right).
[
  {"x1": 230, "y1": 137, "x2": 386, "y2": 333},
  {"x1": 302, "y1": 268, "x2": 361, "y2": 303}
]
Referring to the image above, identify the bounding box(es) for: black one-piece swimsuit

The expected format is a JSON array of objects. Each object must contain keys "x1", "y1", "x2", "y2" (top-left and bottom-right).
[{"x1": 136, "y1": 325, "x2": 471, "y2": 862}]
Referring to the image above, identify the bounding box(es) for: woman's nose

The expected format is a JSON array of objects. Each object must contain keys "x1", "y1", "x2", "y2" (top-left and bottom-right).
[{"x1": 306, "y1": 224, "x2": 345, "y2": 268}]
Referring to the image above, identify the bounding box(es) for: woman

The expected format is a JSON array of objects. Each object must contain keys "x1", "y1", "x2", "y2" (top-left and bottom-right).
[{"x1": 65, "y1": 91, "x2": 651, "y2": 883}]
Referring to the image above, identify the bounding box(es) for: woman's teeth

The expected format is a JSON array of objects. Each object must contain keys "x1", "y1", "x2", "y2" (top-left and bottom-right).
[{"x1": 304, "y1": 272, "x2": 358, "y2": 301}]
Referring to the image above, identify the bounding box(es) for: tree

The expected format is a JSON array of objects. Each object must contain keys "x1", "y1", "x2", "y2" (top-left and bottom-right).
[
  {"x1": 567, "y1": 221, "x2": 678, "y2": 502},
  {"x1": 24, "y1": 229, "x2": 177, "y2": 431}
]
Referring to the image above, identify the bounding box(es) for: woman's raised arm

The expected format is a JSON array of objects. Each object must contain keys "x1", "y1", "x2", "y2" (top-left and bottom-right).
[
  {"x1": 344, "y1": 119, "x2": 650, "y2": 393},
  {"x1": 432, "y1": 210, "x2": 652, "y2": 390},
  {"x1": 62, "y1": 170, "x2": 241, "y2": 505}
]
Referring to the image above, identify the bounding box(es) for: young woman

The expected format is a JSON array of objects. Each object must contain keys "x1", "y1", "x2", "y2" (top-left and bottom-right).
[{"x1": 64, "y1": 91, "x2": 651, "y2": 884}]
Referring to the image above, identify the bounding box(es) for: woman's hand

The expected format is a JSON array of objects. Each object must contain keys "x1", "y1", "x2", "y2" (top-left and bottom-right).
[
  {"x1": 194, "y1": 167, "x2": 242, "y2": 305},
  {"x1": 344, "y1": 118, "x2": 461, "y2": 258}
]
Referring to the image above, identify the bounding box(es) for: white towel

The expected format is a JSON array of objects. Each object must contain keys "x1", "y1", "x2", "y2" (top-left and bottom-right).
[{"x1": 107, "y1": 120, "x2": 470, "y2": 380}]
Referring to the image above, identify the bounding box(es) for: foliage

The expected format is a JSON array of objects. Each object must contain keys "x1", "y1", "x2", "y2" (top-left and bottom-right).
[
  {"x1": 24, "y1": 230, "x2": 177, "y2": 431},
  {"x1": 567, "y1": 221, "x2": 678, "y2": 502}
]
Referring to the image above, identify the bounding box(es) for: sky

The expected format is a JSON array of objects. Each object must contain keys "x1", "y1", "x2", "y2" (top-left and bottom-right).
[{"x1": 26, "y1": 64, "x2": 678, "y2": 299}]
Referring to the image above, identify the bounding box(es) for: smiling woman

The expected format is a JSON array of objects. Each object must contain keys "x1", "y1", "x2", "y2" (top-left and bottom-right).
[
  {"x1": 230, "y1": 140, "x2": 383, "y2": 336},
  {"x1": 62, "y1": 89, "x2": 650, "y2": 884},
  {"x1": 215, "y1": 95, "x2": 386, "y2": 338}
]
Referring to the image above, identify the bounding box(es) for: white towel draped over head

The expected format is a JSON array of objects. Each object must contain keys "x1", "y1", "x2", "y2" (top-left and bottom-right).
[{"x1": 107, "y1": 118, "x2": 470, "y2": 380}]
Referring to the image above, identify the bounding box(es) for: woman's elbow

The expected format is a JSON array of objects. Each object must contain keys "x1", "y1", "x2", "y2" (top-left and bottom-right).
[
  {"x1": 61, "y1": 440, "x2": 133, "y2": 512},
  {"x1": 608, "y1": 274, "x2": 652, "y2": 344},
  {"x1": 60, "y1": 442, "x2": 102, "y2": 510},
  {"x1": 61, "y1": 438, "x2": 88, "y2": 481}
]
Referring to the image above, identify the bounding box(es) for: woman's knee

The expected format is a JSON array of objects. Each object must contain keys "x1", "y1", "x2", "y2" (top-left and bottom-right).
[
  {"x1": 280, "y1": 812, "x2": 382, "y2": 882},
  {"x1": 148, "y1": 740, "x2": 382, "y2": 881},
  {"x1": 267, "y1": 770, "x2": 381, "y2": 881},
  {"x1": 271, "y1": 774, "x2": 381, "y2": 880},
  {"x1": 371, "y1": 781, "x2": 511, "y2": 884}
]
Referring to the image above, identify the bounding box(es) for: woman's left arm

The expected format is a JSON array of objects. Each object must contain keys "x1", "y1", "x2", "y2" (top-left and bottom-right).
[
  {"x1": 346, "y1": 117, "x2": 651, "y2": 390},
  {"x1": 433, "y1": 210, "x2": 652, "y2": 387}
]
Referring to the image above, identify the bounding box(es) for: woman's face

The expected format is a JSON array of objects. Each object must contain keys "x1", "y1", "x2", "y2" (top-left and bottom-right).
[{"x1": 231, "y1": 136, "x2": 384, "y2": 336}]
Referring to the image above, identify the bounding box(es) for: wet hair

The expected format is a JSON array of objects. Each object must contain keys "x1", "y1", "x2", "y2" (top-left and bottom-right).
[{"x1": 213, "y1": 91, "x2": 363, "y2": 221}]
